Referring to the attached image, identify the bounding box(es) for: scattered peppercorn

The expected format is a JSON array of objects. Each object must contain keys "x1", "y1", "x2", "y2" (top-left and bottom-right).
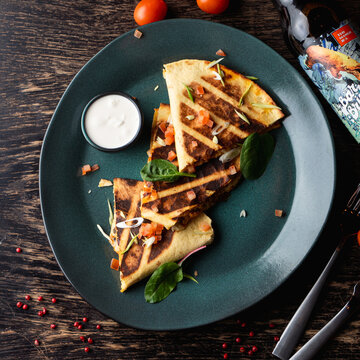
[
  {"x1": 38, "y1": 311, "x2": 44, "y2": 317},
  {"x1": 37, "y1": 296, "x2": 43, "y2": 301},
  {"x1": 34, "y1": 339, "x2": 39, "y2": 346},
  {"x1": 83, "y1": 317, "x2": 88, "y2": 322},
  {"x1": 84, "y1": 347, "x2": 90, "y2": 353},
  {"x1": 96, "y1": 324, "x2": 101, "y2": 330},
  {"x1": 248, "y1": 350, "x2": 253, "y2": 356},
  {"x1": 74, "y1": 321, "x2": 79, "y2": 327},
  {"x1": 274, "y1": 336, "x2": 280, "y2": 342},
  {"x1": 78, "y1": 324, "x2": 83, "y2": 330},
  {"x1": 16, "y1": 302, "x2": 23, "y2": 308},
  {"x1": 80, "y1": 336, "x2": 85, "y2": 342},
  {"x1": 16, "y1": 247, "x2": 22, "y2": 253},
  {"x1": 88, "y1": 337, "x2": 93, "y2": 344},
  {"x1": 25, "y1": 295, "x2": 31, "y2": 301},
  {"x1": 249, "y1": 331, "x2": 255, "y2": 337},
  {"x1": 22, "y1": 304, "x2": 28, "y2": 310},
  {"x1": 240, "y1": 347, "x2": 245, "y2": 353},
  {"x1": 222, "y1": 343, "x2": 227, "y2": 349},
  {"x1": 42, "y1": 307, "x2": 47, "y2": 315},
  {"x1": 50, "y1": 324, "x2": 56, "y2": 329},
  {"x1": 241, "y1": 322, "x2": 246, "y2": 327},
  {"x1": 269, "y1": 323, "x2": 275, "y2": 328},
  {"x1": 252, "y1": 346, "x2": 258, "y2": 352},
  {"x1": 223, "y1": 353, "x2": 228, "y2": 359},
  {"x1": 235, "y1": 337, "x2": 241, "y2": 343},
  {"x1": 51, "y1": 298, "x2": 57, "y2": 304}
]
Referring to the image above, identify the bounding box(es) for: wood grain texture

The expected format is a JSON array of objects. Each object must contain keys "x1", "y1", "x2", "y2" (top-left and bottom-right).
[{"x1": 1, "y1": 0, "x2": 360, "y2": 359}]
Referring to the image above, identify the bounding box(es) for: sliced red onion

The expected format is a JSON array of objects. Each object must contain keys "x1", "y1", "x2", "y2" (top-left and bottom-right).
[
  {"x1": 212, "y1": 71, "x2": 222, "y2": 81},
  {"x1": 156, "y1": 136, "x2": 166, "y2": 147},
  {"x1": 116, "y1": 217, "x2": 144, "y2": 229},
  {"x1": 219, "y1": 147, "x2": 242, "y2": 163},
  {"x1": 178, "y1": 245, "x2": 207, "y2": 266}
]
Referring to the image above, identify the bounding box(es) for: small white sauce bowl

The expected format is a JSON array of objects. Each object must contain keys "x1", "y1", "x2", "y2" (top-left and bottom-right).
[{"x1": 81, "y1": 92, "x2": 143, "y2": 152}]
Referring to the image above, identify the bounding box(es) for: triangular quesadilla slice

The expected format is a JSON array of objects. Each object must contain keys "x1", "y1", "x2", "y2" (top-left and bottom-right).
[
  {"x1": 140, "y1": 103, "x2": 241, "y2": 230},
  {"x1": 163, "y1": 59, "x2": 284, "y2": 172},
  {"x1": 111, "y1": 177, "x2": 214, "y2": 292}
]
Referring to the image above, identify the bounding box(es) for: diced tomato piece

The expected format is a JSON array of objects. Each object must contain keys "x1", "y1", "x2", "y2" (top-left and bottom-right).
[
  {"x1": 155, "y1": 224, "x2": 164, "y2": 235},
  {"x1": 151, "y1": 189, "x2": 158, "y2": 199},
  {"x1": 216, "y1": 49, "x2": 226, "y2": 56},
  {"x1": 91, "y1": 164, "x2": 100, "y2": 172},
  {"x1": 81, "y1": 164, "x2": 91, "y2": 176},
  {"x1": 195, "y1": 85, "x2": 205, "y2": 95},
  {"x1": 199, "y1": 222, "x2": 211, "y2": 232},
  {"x1": 186, "y1": 190, "x2": 196, "y2": 201},
  {"x1": 197, "y1": 109, "x2": 210, "y2": 126},
  {"x1": 151, "y1": 204, "x2": 159, "y2": 213},
  {"x1": 164, "y1": 135, "x2": 174, "y2": 146},
  {"x1": 165, "y1": 124, "x2": 175, "y2": 137},
  {"x1": 229, "y1": 165, "x2": 237, "y2": 175},
  {"x1": 167, "y1": 150, "x2": 177, "y2": 161},
  {"x1": 147, "y1": 149, "x2": 153, "y2": 158},
  {"x1": 159, "y1": 122, "x2": 167, "y2": 133},
  {"x1": 110, "y1": 258, "x2": 119, "y2": 270},
  {"x1": 206, "y1": 119, "x2": 214, "y2": 128}
]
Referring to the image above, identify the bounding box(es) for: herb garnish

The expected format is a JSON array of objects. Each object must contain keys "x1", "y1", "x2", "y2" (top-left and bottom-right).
[
  {"x1": 234, "y1": 109, "x2": 250, "y2": 125},
  {"x1": 120, "y1": 233, "x2": 138, "y2": 255},
  {"x1": 246, "y1": 76, "x2": 258, "y2": 80},
  {"x1": 184, "y1": 84, "x2": 194, "y2": 103},
  {"x1": 140, "y1": 159, "x2": 196, "y2": 182},
  {"x1": 217, "y1": 63, "x2": 225, "y2": 87},
  {"x1": 240, "y1": 133, "x2": 275, "y2": 180},
  {"x1": 144, "y1": 246, "x2": 207, "y2": 303},
  {"x1": 206, "y1": 57, "x2": 224, "y2": 69},
  {"x1": 239, "y1": 83, "x2": 252, "y2": 107},
  {"x1": 107, "y1": 199, "x2": 114, "y2": 227}
]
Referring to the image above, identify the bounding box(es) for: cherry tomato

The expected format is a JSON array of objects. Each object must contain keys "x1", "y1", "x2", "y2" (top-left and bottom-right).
[
  {"x1": 134, "y1": 0, "x2": 167, "y2": 26},
  {"x1": 197, "y1": 0, "x2": 230, "y2": 14}
]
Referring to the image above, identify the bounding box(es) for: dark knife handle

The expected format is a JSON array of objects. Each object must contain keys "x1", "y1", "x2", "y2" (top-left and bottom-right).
[
  {"x1": 272, "y1": 243, "x2": 343, "y2": 360},
  {"x1": 289, "y1": 298, "x2": 358, "y2": 360}
]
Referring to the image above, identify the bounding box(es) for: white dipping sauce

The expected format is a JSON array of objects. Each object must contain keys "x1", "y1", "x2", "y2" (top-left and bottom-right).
[{"x1": 84, "y1": 94, "x2": 140, "y2": 149}]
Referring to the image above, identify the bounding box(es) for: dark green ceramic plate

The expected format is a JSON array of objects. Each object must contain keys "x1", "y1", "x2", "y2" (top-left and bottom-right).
[{"x1": 40, "y1": 19, "x2": 335, "y2": 330}]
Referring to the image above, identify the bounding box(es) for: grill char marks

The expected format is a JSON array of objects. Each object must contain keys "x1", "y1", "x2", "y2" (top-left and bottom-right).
[
  {"x1": 121, "y1": 243, "x2": 144, "y2": 277},
  {"x1": 148, "y1": 231, "x2": 174, "y2": 262},
  {"x1": 201, "y1": 75, "x2": 242, "y2": 103},
  {"x1": 182, "y1": 131, "x2": 216, "y2": 162},
  {"x1": 190, "y1": 82, "x2": 267, "y2": 134}
]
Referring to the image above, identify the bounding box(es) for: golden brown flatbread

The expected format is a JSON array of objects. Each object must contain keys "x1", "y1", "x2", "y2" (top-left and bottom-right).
[
  {"x1": 163, "y1": 59, "x2": 284, "y2": 172},
  {"x1": 140, "y1": 104, "x2": 241, "y2": 230},
  {"x1": 110, "y1": 178, "x2": 213, "y2": 292}
]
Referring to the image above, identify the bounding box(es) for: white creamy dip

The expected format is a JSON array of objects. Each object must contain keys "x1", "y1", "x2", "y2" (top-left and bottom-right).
[{"x1": 84, "y1": 94, "x2": 141, "y2": 149}]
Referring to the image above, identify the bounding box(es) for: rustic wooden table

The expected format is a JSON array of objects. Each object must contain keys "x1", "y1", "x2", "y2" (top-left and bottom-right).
[{"x1": 1, "y1": 0, "x2": 360, "y2": 359}]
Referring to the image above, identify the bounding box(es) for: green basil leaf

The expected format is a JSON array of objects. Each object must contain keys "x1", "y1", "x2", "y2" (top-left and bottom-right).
[
  {"x1": 240, "y1": 133, "x2": 275, "y2": 180},
  {"x1": 145, "y1": 262, "x2": 183, "y2": 303},
  {"x1": 140, "y1": 159, "x2": 196, "y2": 182}
]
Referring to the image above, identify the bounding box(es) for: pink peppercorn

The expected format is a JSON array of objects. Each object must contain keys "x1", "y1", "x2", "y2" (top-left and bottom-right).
[
  {"x1": 223, "y1": 353, "x2": 228, "y2": 359},
  {"x1": 249, "y1": 331, "x2": 255, "y2": 337},
  {"x1": 248, "y1": 350, "x2": 253, "y2": 356},
  {"x1": 51, "y1": 298, "x2": 57, "y2": 304},
  {"x1": 84, "y1": 347, "x2": 90, "y2": 353},
  {"x1": 38, "y1": 311, "x2": 44, "y2": 317},
  {"x1": 240, "y1": 347, "x2": 245, "y2": 353},
  {"x1": 22, "y1": 304, "x2": 28, "y2": 310},
  {"x1": 34, "y1": 339, "x2": 39, "y2": 346},
  {"x1": 88, "y1": 337, "x2": 93, "y2": 344},
  {"x1": 252, "y1": 345, "x2": 258, "y2": 352},
  {"x1": 80, "y1": 336, "x2": 85, "y2": 342},
  {"x1": 235, "y1": 337, "x2": 241, "y2": 343},
  {"x1": 50, "y1": 324, "x2": 56, "y2": 329},
  {"x1": 83, "y1": 317, "x2": 88, "y2": 322},
  {"x1": 78, "y1": 324, "x2": 83, "y2": 330},
  {"x1": 241, "y1": 322, "x2": 246, "y2": 327},
  {"x1": 25, "y1": 295, "x2": 31, "y2": 301},
  {"x1": 38, "y1": 296, "x2": 43, "y2": 301},
  {"x1": 74, "y1": 321, "x2": 79, "y2": 327},
  {"x1": 274, "y1": 336, "x2": 280, "y2": 342},
  {"x1": 16, "y1": 247, "x2": 22, "y2": 253},
  {"x1": 222, "y1": 343, "x2": 227, "y2": 349},
  {"x1": 96, "y1": 324, "x2": 101, "y2": 330},
  {"x1": 16, "y1": 302, "x2": 23, "y2": 308},
  {"x1": 42, "y1": 307, "x2": 47, "y2": 315},
  {"x1": 269, "y1": 323, "x2": 275, "y2": 328}
]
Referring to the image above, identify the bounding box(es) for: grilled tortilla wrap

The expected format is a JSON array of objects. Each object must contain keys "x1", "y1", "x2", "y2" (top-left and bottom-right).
[
  {"x1": 141, "y1": 103, "x2": 241, "y2": 230},
  {"x1": 163, "y1": 59, "x2": 284, "y2": 172},
  {"x1": 110, "y1": 178, "x2": 214, "y2": 292}
]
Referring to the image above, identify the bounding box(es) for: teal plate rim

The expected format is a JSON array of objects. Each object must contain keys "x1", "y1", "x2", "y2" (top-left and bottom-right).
[{"x1": 39, "y1": 18, "x2": 336, "y2": 330}]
